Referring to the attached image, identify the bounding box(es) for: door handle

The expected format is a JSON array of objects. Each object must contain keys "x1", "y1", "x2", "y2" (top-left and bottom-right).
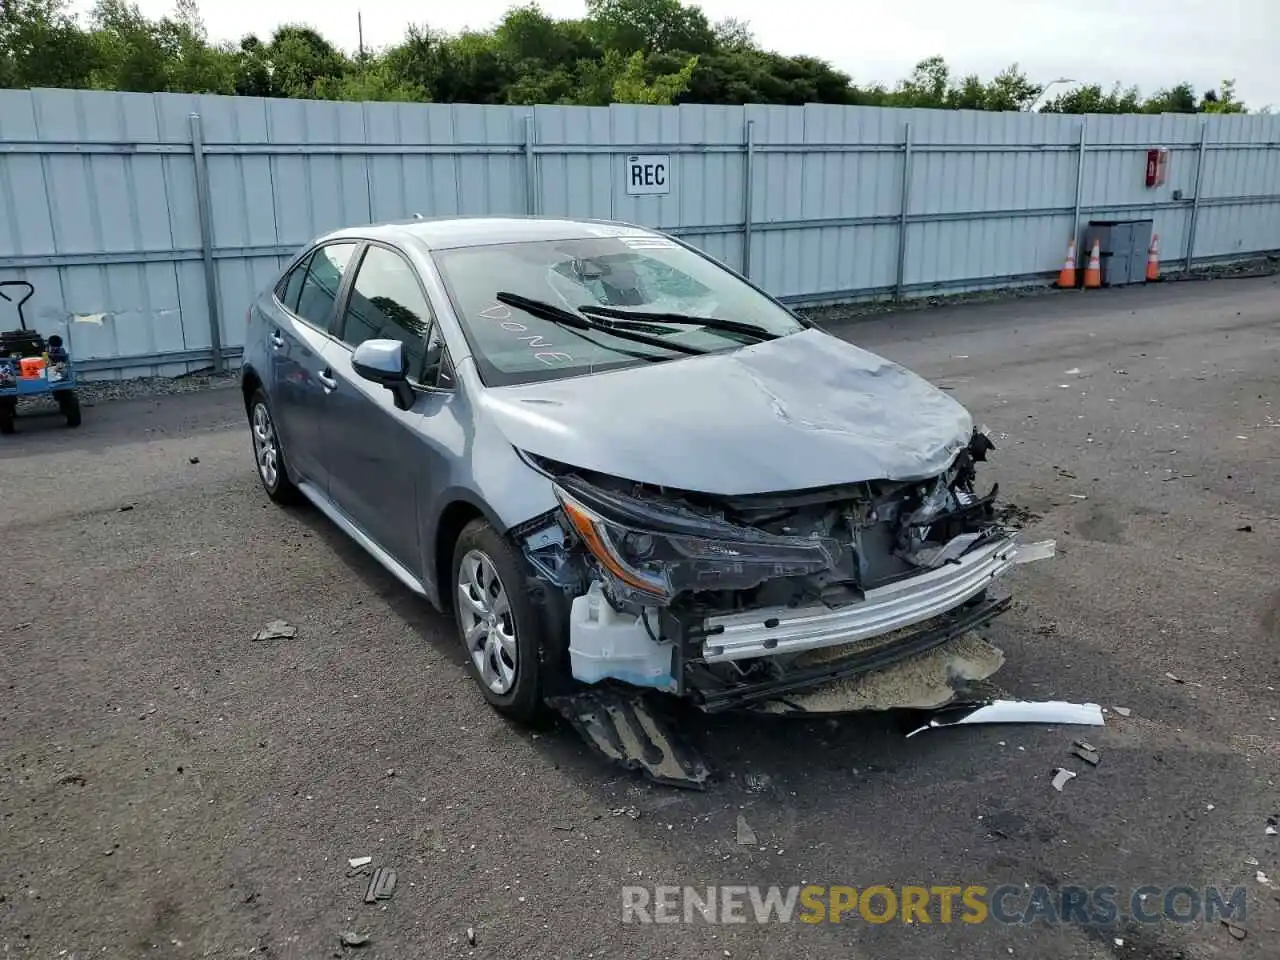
[
  {"x1": 269, "y1": 331, "x2": 285, "y2": 349},
  {"x1": 317, "y1": 369, "x2": 337, "y2": 392}
]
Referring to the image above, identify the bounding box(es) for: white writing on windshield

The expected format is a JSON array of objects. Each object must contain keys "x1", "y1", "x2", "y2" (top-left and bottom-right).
[{"x1": 478, "y1": 302, "x2": 574, "y2": 367}]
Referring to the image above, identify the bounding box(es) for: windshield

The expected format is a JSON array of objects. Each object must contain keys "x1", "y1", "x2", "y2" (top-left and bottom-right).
[{"x1": 430, "y1": 235, "x2": 806, "y2": 386}]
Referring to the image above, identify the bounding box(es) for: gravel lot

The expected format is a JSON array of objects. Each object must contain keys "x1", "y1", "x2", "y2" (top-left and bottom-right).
[{"x1": 2, "y1": 277, "x2": 1279, "y2": 959}]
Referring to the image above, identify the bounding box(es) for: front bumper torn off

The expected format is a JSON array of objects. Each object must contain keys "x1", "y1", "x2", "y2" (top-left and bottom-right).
[{"x1": 699, "y1": 535, "x2": 1053, "y2": 663}]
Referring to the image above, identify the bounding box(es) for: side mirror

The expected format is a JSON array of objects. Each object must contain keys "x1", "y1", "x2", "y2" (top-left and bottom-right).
[{"x1": 351, "y1": 339, "x2": 414, "y2": 410}]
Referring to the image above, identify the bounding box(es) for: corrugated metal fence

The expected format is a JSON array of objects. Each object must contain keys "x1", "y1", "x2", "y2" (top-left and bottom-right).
[{"x1": 1, "y1": 89, "x2": 1278, "y2": 377}]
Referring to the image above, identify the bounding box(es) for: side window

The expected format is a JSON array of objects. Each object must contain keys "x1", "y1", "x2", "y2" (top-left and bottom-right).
[
  {"x1": 294, "y1": 242, "x2": 357, "y2": 329},
  {"x1": 339, "y1": 246, "x2": 434, "y2": 382},
  {"x1": 277, "y1": 252, "x2": 312, "y2": 311}
]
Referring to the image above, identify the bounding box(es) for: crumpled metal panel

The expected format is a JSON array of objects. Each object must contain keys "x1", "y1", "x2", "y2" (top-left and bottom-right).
[{"x1": 482, "y1": 327, "x2": 974, "y2": 496}]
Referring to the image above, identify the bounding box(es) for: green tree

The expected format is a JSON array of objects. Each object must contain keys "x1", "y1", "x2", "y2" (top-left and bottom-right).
[
  {"x1": 710, "y1": 16, "x2": 752, "y2": 51},
  {"x1": 0, "y1": 0, "x2": 98, "y2": 89},
  {"x1": 266, "y1": 24, "x2": 348, "y2": 99},
  {"x1": 233, "y1": 34, "x2": 273, "y2": 97},
  {"x1": 893, "y1": 55, "x2": 951, "y2": 107},
  {"x1": 87, "y1": 0, "x2": 175, "y2": 92},
  {"x1": 313, "y1": 65, "x2": 423, "y2": 103},
  {"x1": 1199, "y1": 80, "x2": 1246, "y2": 114},
  {"x1": 162, "y1": 0, "x2": 235, "y2": 94},
  {"x1": 1039, "y1": 82, "x2": 1143, "y2": 114},
  {"x1": 984, "y1": 64, "x2": 1041, "y2": 111},
  {"x1": 607, "y1": 49, "x2": 696, "y2": 104},
  {"x1": 586, "y1": 0, "x2": 713, "y2": 55},
  {"x1": 1141, "y1": 81, "x2": 1197, "y2": 113},
  {"x1": 0, "y1": 0, "x2": 1256, "y2": 115}
]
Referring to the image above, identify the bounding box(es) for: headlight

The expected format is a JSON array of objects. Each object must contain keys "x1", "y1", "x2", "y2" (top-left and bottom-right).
[{"x1": 552, "y1": 482, "x2": 838, "y2": 603}]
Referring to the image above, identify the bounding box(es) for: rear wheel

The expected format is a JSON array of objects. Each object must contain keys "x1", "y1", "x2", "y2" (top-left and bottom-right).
[
  {"x1": 451, "y1": 518, "x2": 547, "y2": 724},
  {"x1": 248, "y1": 389, "x2": 302, "y2": 505},
  {"x1": 56, "y1": 390, "x2": 81, "y2": 428}
]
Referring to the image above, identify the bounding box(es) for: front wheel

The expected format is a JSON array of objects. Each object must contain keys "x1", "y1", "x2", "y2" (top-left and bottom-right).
[
  {"x1": 0, "y1": 397, "x2": 15, "y2": 435},
  {"x1": 248, "y1": 389, "x2": 302, "y2": 505},
  {"x1": 451, "y1": 518, "x2": 548, "y2": 724}
]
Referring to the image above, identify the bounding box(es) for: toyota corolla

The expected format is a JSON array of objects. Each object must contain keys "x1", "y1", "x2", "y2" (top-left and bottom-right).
[{"x1": 240, "y1": 216, "x2": 1053, "y2": 759}]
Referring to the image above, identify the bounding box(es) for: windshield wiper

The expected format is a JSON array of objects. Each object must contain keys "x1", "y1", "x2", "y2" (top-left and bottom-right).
[
  {"x1": 494, "y1": 292, "x2": 705, "y2": 356},
  {"x1": 488, "y1": 293, "x2": 668, "y2": 364},
  {"x1": 575, "y1": 304, "x2": 780, "y2": 343}
]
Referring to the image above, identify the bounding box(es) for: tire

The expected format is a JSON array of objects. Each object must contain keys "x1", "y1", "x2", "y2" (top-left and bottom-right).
[
  {"x1": 0, "y1": 398, "x2": 14, "y2": 435},
  {"x1": 57, "y1": 390, "x2": 81, "y2": 428},
  {"x1": 247, "y1": 388, "x2": 303, "y2": 505},
  {"x1": 451, "y1": 518, "x2": 548, "y2": 724}
]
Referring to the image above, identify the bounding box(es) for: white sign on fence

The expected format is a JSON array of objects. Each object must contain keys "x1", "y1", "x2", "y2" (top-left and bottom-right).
[{"x1": 625, "y1": 155, "x2": 671, "y2": 196}]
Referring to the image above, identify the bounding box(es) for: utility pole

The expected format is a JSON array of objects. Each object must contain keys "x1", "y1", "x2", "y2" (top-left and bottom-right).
[{"x1": 357, "y1": 11, "x2": 365, "y2": 64}]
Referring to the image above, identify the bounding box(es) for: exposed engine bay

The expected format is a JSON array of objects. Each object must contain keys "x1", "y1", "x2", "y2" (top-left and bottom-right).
[{"x1": 514, "y1": 427, "x2": 1055, "y2": 714}]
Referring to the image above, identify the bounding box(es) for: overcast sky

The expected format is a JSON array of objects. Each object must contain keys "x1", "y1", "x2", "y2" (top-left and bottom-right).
[{"x1": 105, "y1": 0, "x2": 1278, "y2": 110}]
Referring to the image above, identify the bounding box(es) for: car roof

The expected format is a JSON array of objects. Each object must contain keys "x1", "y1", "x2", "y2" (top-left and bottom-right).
[{"x1": 315, "y1": 216, "x2": 663, "y2": 252}]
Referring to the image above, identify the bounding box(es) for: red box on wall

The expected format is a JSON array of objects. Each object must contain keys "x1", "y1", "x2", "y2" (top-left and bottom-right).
[{"x1": 1145, "y1": 148, "x2": 1170, "y2": 187}]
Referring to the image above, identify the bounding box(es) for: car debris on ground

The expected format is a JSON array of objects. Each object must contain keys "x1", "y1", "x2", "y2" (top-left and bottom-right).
[
  {"x1": 546, "y1": 689, "x2": 709, "y2": 788},
  {"x1": 736, "y1": 815, "x2": 758, "y2": 845},
  {"x1": 1051, "y1": 768, "x2": 1077, "y2": 792},
  {"x1": 1222, "y1": 919, "x2": 1248, "y2": 940},
  {"x1": 905, "y1": 700, "x2": 1106, "y2": 738},
  {"x1": 339, "y1": 931, "x2": 370, "y2": 948},
  {"x1": 364, "y1": 867, "x2": 396, "y2": 903},
  {"x1": 252, "y1": 619, "x2": 297, "y2": 641},
  {"x1": 1072, "y1": 740, "x2": 1100, "y2": 766}
]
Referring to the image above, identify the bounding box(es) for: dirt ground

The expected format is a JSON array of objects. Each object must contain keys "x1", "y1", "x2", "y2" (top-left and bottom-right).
[{"x1": 2, "y1": 277, "x2": 1279, "y2": 959}]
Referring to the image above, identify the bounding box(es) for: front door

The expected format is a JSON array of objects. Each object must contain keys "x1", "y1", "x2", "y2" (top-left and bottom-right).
[{"x1": 319, "y1": 244, "x2": 446, "y2": 576}]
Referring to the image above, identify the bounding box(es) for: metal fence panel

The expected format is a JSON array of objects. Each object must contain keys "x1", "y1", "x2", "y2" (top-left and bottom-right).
[{"x1": 2, "y1": 89, "x2": 1279, "y2": 377}]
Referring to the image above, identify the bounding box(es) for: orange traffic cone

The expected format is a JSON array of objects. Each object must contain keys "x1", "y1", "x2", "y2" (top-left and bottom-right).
[
  {"x1": 1082, "y1": 238, "x2": 1102, "y2": 289},
  {"x1": 1145, "y1": 233, "x2": 1160, "y2": 282},
  {"x1": 1056, "y1": 238, "x2": 1078, "y2": 288}
]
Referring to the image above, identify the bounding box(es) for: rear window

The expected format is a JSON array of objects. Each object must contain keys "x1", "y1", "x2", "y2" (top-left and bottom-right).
[
  {"x1": 289, "y1": 242, "x2": 357, "y2": 330},
  {"x1": 277, "y1": 252, "x2": 311, "y2": 311}
]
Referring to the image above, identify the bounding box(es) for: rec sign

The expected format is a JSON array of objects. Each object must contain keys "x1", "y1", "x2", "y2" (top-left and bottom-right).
[{"x1": 625, "y1": 154, "x2": 671, "y2": 195}]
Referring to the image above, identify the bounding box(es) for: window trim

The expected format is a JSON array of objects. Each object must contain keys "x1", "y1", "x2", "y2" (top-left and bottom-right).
[
  {"x1": 272, "y1": 240, "x2": 361, "y2": 337},
  {"x1": 332, "y1": 240, "x2": 455, "y2": 393}
]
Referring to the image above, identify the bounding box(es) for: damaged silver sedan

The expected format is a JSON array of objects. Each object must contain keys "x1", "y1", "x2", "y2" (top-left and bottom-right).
[{"x1": 241, "y1": 216, "x2": 1053, "y2": 748}]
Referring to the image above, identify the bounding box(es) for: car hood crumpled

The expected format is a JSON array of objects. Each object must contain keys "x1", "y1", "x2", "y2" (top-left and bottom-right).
[{"x1": 480, "y1": 327, "x2": 975, "y2": 496}]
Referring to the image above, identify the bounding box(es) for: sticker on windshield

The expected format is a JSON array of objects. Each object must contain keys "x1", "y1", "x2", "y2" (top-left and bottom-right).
[{"x1": 619, "y1": 236, "x2": 678, "y2": 250}]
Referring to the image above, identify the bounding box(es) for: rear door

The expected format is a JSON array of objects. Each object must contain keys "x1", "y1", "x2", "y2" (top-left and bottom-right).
[
  {"x1": 268, "y1": 241, "x2": 358, "y2": 489},
  {"x1": 320, "y1": 243, "x2": 458, "y2": 576}
]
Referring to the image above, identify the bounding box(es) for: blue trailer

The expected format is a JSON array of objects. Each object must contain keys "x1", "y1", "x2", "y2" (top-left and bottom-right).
[{"x1": 0, "y1": 281, "x2": 81, "y2": 434}]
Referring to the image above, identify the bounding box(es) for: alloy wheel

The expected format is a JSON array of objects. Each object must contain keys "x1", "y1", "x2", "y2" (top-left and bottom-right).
[
  {"x1": 251, "y1": 402, "x2": 280, "y2": 489},
  {"x1": 457, "y1": 548, "x2": 518, "y2": 694}
]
